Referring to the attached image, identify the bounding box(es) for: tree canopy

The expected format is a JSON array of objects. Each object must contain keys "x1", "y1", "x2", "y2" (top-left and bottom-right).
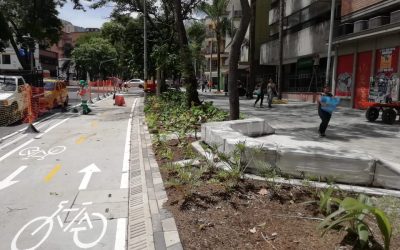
[{"x1": 72, "y1": 37, "x2": 117, "y2": 79}]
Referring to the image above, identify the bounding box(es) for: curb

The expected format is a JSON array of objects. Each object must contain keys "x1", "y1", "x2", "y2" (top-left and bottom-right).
[{"x1": 128, "y1": 98, "x2": 183, "y2": 250}]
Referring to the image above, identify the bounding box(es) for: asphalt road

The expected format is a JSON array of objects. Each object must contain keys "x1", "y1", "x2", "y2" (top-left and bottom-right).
[{"x1": 0, "y1": 93, "x2": 139, "y2": 250}]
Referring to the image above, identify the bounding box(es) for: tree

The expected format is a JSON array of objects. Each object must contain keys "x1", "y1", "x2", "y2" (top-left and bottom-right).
[
  {"x1": 172, "y1": 0, "x2": 202, "y2": 106},
  {"x1": 0, "y1": 0, "x2": 62, "y2": 70},
  {"x1": 228, "y1": 0, "x2": 251, "y2": 120},
  {"x1": 72, "y1": 37, "x2": 117, "y2": 80},
  {"x1": 246, "y1": 0, "x2": 256, "y2": 99},
  {"x1": 199, "y1": 0, "x2": 230, "y2": 92},
  {"x1": 187, "y1": 21, "x2": 206, "y2": 79}
]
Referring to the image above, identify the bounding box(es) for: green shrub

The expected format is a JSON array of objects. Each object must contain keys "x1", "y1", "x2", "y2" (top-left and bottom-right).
[{"x1": 319, "y1": 194, "x2": 392, "y2": 250}]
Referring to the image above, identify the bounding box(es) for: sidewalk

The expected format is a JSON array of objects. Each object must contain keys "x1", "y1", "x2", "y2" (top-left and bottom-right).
[
  {"x1": 127, "y1": 97, "x2": 182, "y2": 250},
  {"x1": 200, "y1": 92, "x2": 400, "y2": 164}
]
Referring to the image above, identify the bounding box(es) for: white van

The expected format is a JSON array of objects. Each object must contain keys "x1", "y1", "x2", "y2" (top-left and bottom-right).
[{"x1": 0, "y1": 75, "x2": 28, "y2": 126}]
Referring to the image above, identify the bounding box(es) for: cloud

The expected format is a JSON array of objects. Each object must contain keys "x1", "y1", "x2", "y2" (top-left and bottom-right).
[{"x1": 57, "y1": 2, "x2": 113, "y2": 28}]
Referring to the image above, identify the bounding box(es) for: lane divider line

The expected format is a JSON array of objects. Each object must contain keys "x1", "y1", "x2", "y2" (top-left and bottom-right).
[
  {"x1": 114, "y1": 218, "x2": 127, "y2": 250},
  {"x1": 120, "y1": 173, "x2": 129, "y2": 189},
  {"x1": 0, "y1": 91, "x2": 113, "y2": 143},
  {"x1": 75, "y1": 135, "x2": 87, "y2": 145},
  {"x1": 0, "y1": 139, "x2": 34, "y2": 163},
  {"x1": 0, "y1": 117, "x2": 70, "y2": 163},
  {"x1": 122, "y1": 99, "x2": 137, "y2": 173},
  {"x1": 0, "y1": 117, "x2": 58, "y2": 151},
  {"x1": 35, "y1": 118, "x2": 70, "y2": 139},
  {"x1": 44, "y1": 164, "x2": 62, "y2": 183}
]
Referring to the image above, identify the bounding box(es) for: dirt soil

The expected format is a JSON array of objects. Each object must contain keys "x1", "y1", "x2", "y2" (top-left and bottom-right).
[{"x1": 155, "y1": 139, "x2": 400, "y2": 250}]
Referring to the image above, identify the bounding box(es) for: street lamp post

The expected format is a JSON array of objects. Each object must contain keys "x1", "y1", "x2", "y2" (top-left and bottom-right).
[{"x1": 144, "y1": 0, "x2": 148, "y2": 86}]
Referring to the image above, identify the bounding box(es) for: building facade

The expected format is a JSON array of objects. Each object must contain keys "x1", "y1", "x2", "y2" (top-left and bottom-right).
[
  {"x1": 203, "y1": 17, "x2": 229, "y2": 87},
  {"x1": 222, "y1": 0, "x2": 272, "y2": 91},
  {"x1": 260, "y1": 0, "x2": 339, "y2": 101},
  {"x1": 333, "y1": 0, "x2": 400, "y2": 109}
]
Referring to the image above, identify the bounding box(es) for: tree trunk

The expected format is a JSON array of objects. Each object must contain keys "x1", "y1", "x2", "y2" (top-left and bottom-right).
[
  {"x1": 228, "y1": 0, "x2": 251, "y2": 120},
  {"x1": 247, "y1": 0, "x2": 257, "y2": 99},
  {"x1": 173, "y1": 0, "x2": 201, "y2": 106},
  {"x1": 156, "y1": 67, "x2": 161, "y2": 96},
  {"x1": 277, "y1": 0, "x2": 284, "y2": 99},
  {"x1": 216, "y1": 31, "x2": 221, "y2": 92}
]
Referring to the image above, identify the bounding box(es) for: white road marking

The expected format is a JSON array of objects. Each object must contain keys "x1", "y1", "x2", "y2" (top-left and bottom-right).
[
  {"x1": 114, "y1": 218, "x2": 127, "y2": 250},
  {"x1": 0, "y1": 134, "x2": 27, "y2": 151},
  {"x1": 120, "y1": 173, "x2": 129, "y2": 189},
  {"x1": 122, "y1": 99, "x2": 137, "y2": 172},
  {"x1": 0, "y1": 120, "x2": 52, "y2": 151},
  {"x1": 0, "y1": 139, "x2": 34, "y2": 163},
  {"x1": 35, "y1": 117, "x2": 70, "y2": 139},
  {"x1": 78, "y1": 163, "x2": 101, "y2": 190},
  {"x1": 0, "y1": 165, "x2": 28, "y2": 190}
]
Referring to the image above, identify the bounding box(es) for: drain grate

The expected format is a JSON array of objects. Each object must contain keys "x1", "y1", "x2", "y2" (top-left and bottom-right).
[{"x1": 130, "y1": 185, "x2": 142, "y2": 196}]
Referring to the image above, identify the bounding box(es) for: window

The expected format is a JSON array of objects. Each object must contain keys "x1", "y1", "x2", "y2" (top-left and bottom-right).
[
  {"x1": 18, "y1": 78, "x2": 25, "y2": 86},
  {"x1": 2, "y1": 54, "x2": 11, "y2": 64}
]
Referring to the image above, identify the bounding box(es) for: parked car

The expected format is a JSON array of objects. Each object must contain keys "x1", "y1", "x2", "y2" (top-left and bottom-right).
[
  {"x1": 0, "y1": 75, "x2": 28, "y2": 125},
  {"x1": 125, "y1": 79, "x2": 144, "y2": 88},
  {"x1": 42, "y1": 79, "x2": 69, "y2": 109}
]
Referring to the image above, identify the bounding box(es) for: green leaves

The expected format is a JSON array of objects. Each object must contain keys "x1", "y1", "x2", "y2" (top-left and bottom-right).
[
  {"x1": 145, "y1": 91, "x2": 227, "y2": 135},
  {"x1": 319, "y1": 195, "x2": 392, "y2": 250}
]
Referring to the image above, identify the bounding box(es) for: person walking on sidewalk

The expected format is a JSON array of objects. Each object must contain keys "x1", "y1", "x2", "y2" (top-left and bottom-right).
[
  {"x1": 253, "y1": 82, "x2": 266, "y2": 108},
  {"x1": 266, "y1": 78, "x2": 277, "y2": 108},
  {"x1": 201, "y1": 80, "x2": 207, "y2": 92},
  {"x1": 317, "y1": 85, "x2": 333, "y2": 137}
]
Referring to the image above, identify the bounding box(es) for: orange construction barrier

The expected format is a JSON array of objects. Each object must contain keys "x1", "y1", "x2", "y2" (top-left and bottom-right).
[{"x1": 114, "y1": 94, "x2": 125, "y2": 106}]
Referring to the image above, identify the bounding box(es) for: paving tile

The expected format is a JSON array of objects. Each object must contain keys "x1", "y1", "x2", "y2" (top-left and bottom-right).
[
  {"x1": 167, "y1": 243, "x2": 183, "y2": 250},
  {"x1": 164, "y1": 231, "x2": 181, "y2": 248},
  {"x1": 152, "y1": 214, "x2": 163, "y2": 233},
  {"x1": 153, "y1": 232, "x2": 167, "y2": 250},
  {"x1": 149, "y1": 199, "x2": 159, "y2": 215},
  {"x1": 161, "y1": 217, "x2": 178, "y2": 232}
]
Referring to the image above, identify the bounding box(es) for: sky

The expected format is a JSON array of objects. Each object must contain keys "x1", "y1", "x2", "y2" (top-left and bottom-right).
[{"x1": 57, "y1": 1, "x2": 114, "y2": 28}]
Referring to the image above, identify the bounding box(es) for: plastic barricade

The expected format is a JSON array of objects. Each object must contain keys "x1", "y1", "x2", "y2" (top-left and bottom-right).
[{"x1": 114, "y1": 94, "x2": 125, "y2": 106}]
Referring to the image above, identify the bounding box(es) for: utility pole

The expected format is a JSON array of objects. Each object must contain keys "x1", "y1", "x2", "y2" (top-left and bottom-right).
[
  {"x1": 277, "y1": 0, "x2": 284, "y2": 99},
  {"x1": 143, "y1": 0, "x2": 148, "y2": 82},
  {"x1": 325, "y1": 0, "x2": 336, "y2": 86}
]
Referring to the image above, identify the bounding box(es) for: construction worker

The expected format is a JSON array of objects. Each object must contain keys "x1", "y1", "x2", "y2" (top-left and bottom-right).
[{"x1": 77, "y1": 80, "x2": 91, "y2": 114}]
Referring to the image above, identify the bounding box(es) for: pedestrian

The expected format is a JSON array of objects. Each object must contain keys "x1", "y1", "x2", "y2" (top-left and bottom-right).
[
  {"x1": 253, "y1": 82, "x2": 265, "y2": 108},
  {"x1": 208, "y1": 80, "x2": 212, "y2": 92},
  {"x1": 77, "y1": 80, "x2": 91, "y2": 115},
  {"x1": 317, "y1": 85, "x2": 334, "y2": 137},
  {"x1": 201, "y1": 80, "x2": 206, "y2": 92},
  {"x1": 266, "y1": 78, "x2": 277, "y2": 108}
]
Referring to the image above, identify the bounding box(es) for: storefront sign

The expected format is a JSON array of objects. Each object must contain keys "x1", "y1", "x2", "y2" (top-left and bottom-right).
[
  {"x1": 336, "y1": 54, "x2": 353, "y2": 97},
  {"x1": 369, "y1": 47, "x2": 400, "y2": 103}
]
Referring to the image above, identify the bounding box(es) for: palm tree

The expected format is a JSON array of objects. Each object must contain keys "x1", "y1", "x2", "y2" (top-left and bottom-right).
[{"x1": 199, "y1": 0, "x2": 230, "y2": 92}]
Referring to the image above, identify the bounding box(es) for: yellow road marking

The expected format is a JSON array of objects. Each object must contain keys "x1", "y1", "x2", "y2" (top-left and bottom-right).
[
  {"x1": 91, "y1": 121, "x2": 98, "y2": 128},
  {"x1": 75, "y1": 135, "x2": 87, "y2": 144},
  {"x1": 44, "y1": 164, "x2": 61, "y2": 183}
]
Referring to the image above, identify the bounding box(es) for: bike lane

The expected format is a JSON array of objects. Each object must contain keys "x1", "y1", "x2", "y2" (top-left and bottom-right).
[{"x1": 0, "y1": 95, "x2": 137, "y2": 250}]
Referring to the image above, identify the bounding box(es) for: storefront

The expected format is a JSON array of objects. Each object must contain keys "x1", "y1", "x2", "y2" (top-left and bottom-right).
[{"x1": 333, "y1": 32, "x2": 400, "y2": 109}]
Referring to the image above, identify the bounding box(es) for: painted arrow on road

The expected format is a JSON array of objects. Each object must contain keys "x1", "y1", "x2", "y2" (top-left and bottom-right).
[
  {"x1": 78, "y1": 163, "x2": 101, "y2": 190},
  {"x1": 0, "y1": 166, "x2": 28, "y2": 191}
]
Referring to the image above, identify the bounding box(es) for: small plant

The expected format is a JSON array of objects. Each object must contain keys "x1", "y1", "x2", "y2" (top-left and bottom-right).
[
  {"x1": 319, "y1": 194, "x2": 392, "y2": 250},
  {"x1": 318, "y1": 187, "x2": 341, "y2": 215}
]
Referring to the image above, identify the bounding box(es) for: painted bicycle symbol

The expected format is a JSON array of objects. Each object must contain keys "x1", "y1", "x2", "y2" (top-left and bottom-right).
[
  {"x1": 11, "y1": 200, "x2": 107, "y2": 250},
  {"x1": 19, "y1": 146, "x2": 66, "y2": 160}
]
